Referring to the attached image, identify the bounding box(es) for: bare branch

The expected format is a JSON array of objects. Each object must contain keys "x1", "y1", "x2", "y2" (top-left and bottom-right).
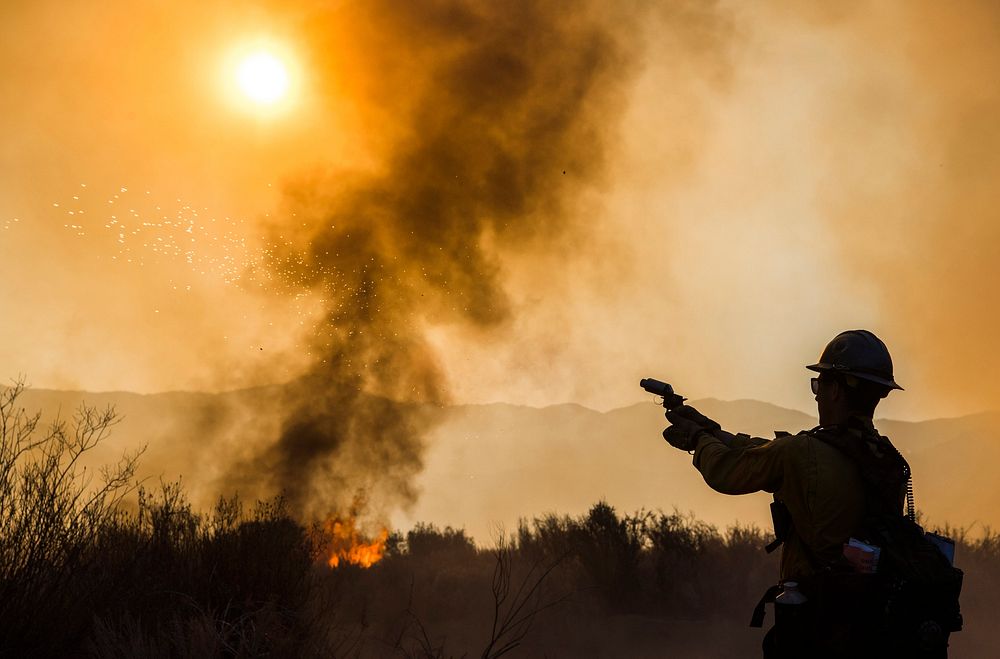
[{"x1": 481, "y1": 535, "x2": 568, "y2": 659}]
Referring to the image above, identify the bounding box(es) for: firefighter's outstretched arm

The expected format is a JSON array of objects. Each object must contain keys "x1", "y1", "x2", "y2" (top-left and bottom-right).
[
  {"x1": 662, "y1": 405, "x2": 783, "y2": 495},
  {"x1": 691, "y1": 433, "x2": 785, "y2": 495},
  {"x1": 661, "y1": 404, "x2": 766, "y2": 450}
]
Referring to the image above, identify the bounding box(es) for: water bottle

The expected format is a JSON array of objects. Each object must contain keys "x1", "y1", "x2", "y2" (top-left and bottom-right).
[
  {"x1": 774, "y1": 581, "x2": 809, "y2": 651},
  {"x1": 776, "y1": 581, "x2": 808, "y2": 606}
]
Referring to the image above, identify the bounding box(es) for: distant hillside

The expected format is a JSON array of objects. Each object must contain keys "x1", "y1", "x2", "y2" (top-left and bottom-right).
[
  {"x1": 9, "y1": 385, "x2": 289, "y2": 507},
  {"x1": 6, "y1": 386, "x2": 997, "y2": 542},
  {"x1": 404, "y1": 399, "x2": 1000, "y2": 542}
]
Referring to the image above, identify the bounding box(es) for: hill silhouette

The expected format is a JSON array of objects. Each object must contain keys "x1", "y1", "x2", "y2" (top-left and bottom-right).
[
  {"x1": 9, "y1": 385, "x2": 996, "y2": 541},
  {"x1": 407, "y1": 398, "x2": 999, "y2": 542}
]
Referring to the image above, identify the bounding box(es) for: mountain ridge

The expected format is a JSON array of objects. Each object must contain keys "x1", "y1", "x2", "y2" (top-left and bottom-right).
[
  {"x1": 10, "y1": 383, "x2": 998, "y2": 426},
  {"x1": 5, "y1": 385, "x2": 995, "y2": 543}
]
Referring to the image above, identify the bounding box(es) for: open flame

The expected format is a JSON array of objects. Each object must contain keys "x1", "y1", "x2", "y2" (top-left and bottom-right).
[{"x1": 319, "y1": 514, "x2": 389, "y2": 568}]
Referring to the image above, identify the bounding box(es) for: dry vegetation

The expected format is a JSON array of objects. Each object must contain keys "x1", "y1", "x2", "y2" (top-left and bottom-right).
[{"x1": 1, "y1": 384, "x2": 997, "y2": 658}]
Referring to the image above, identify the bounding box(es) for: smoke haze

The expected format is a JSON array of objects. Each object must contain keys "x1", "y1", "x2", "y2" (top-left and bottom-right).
[{"x1": 808, "y1": 1, "x2": 1000, "y2": 411}]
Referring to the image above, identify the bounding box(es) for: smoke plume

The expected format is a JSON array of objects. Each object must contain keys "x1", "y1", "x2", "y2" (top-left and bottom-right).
[{"x1": 227, "y1": 0, "x2": 639, "y2": 518}]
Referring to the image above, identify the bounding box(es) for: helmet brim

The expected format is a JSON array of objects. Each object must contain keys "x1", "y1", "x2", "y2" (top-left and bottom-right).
[{"x1": 806, "y1": 363, "x2": 903, "y2": 390}]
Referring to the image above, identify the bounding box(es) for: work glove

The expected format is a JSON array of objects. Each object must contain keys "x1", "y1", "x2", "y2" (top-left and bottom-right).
[
  {"x1": 662, "y1": 408, "x2": 707, "y2": 452},
  {"x1": 668, "y1": 404, "x2": 721, "y2": 432}
]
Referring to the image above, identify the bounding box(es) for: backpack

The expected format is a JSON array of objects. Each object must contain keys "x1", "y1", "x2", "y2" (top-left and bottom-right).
[{"x1": 811, "y1": 424, "x2": 964, "y2": 654}]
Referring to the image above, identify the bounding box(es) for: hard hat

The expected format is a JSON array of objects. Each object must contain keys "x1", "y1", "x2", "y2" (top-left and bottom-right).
[{"x1": 806, "y1": 330, "x2": 903, "y2": 390}]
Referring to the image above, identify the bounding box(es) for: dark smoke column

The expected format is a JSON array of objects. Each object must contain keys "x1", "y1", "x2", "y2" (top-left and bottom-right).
[{"x1": 244, "y1": 0, "x2": 637, "y2": 520}]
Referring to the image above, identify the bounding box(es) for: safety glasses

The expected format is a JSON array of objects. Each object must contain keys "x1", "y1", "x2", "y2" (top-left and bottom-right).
[{"x1": 810, "y1": 377, "x2": 820, "y2": 395}]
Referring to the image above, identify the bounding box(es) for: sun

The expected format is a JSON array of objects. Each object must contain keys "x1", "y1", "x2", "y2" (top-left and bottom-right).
[
  {"x1": 235, "y1": 50, "x2": 290, "y2": 105},
  {"x1": 220, "y1": 40, "x2": 300, "y2": 115}
]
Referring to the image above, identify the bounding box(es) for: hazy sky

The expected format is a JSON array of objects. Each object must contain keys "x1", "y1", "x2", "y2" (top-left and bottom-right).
[{"x1": 2, "y1": 0, "x2": 998, "y2": 422}]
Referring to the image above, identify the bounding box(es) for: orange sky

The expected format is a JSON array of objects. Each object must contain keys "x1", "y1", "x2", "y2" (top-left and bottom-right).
[{"x1": 1, "y1": 0, "x2": 998, "y2": 422}]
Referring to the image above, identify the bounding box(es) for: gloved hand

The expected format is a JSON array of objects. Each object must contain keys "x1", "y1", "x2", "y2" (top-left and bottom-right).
[
  {"x1": 668, "y1": 404, "x2": 721, "y2": 432},
  {"x1": 662, "y1": 408, "x2": 707, "y2": 452}
]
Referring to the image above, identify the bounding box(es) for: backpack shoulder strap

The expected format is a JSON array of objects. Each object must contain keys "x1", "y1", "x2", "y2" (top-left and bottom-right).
[{"x1": 808, "y1": 423, "x2": 911, "y2": 520}]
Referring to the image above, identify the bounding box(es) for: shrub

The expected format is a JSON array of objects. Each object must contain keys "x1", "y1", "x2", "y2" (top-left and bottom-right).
[{"x1": 0, "y1": 380, "x2": 140, "y2": 654}]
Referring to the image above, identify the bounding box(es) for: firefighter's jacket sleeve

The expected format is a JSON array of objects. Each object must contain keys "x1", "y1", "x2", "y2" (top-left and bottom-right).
[{"x1": 691, "y1": 430, "x2": 783, "y2": 495}]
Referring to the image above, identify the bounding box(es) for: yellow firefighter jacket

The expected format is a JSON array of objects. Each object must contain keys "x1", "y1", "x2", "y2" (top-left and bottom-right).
[{"x1": 691, "y1": 418, "x2": 898, "y2": 580}]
